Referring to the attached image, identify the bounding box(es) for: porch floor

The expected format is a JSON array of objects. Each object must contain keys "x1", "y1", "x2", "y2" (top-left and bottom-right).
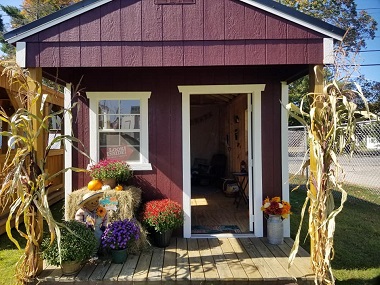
[{"x1": 35, "y1": 237, "x2": 314, "y2": 284}]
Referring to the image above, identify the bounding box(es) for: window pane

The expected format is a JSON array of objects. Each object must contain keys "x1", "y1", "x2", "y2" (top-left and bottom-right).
[
  {"x1": 99, "y1": 100, "x2": 119, "y2": 114},
  {"x1": 120, "y1": 115, "x2": 140, "y2": 129},
  {"x1": 99, "y1": 114, "x2": 119, "y2": 129},
  {"x1": 99, "y1": 132, "x2": 140, "y2": 161},
  {"x1": 120, "y1": 100, "x2": 140, "y2": 114}
]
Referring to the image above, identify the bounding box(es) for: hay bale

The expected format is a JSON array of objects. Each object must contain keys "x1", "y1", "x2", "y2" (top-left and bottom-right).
[
  {"x1": 67, "y1": 186, "x2": 148, "y2": 251},
  {"x1": 67, "y1": 186, "x2": 142, "y2": 221}
]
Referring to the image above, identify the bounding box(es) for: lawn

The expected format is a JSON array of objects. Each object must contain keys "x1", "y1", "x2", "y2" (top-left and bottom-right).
[
  {"x1": 289, "y1": 179, "x2": 380, "y2": 285},
  {"x1": 0, "y1": 184, "x2": 379, "y2": 284},
  {"x1": 0, "y1": 200, "x2": 65, "y2": 285}
]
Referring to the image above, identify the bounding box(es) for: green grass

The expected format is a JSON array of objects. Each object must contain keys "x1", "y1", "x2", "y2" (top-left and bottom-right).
[
  {"x1": 290, "y1": 181, "x2": 380, "y2": 285},
  {"x1": 0, "y1": 200, "x2": 65, "y2": 285}
]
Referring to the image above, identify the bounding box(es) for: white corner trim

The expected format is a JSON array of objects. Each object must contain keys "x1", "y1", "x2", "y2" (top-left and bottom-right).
[
  {"x1": 239, "y1": 0, "x2": 343, "y2": 41},
  {"x1": 64, "y1": 83, "x2": 72, "y2": 221},
  {"x1": 16, "y1": 42, "x2": 26, "y2": 67},
  {"x1": 6, "y1": 0, "x2": 113, "y2": 44},
  {"x1": 323, "y1": 38, "x2": 334, "y2": 64},
  {"x1": 252, "y1": 86, "x2": 264, "y2": 237},
  {"x1": 281, "y1": 82, "x2": 290, "y2": 237}
]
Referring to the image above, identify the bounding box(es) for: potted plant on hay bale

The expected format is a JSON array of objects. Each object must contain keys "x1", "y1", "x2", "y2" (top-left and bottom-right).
[
  {"x1": 141, "y1": 199, "x2": 184, "y2": 247},
  {"x1": 100, "y1": 219, "x2": 141, "y2": 264},
  {"x1": 41, "y1": 220, "x2": 98, "y2": 275},
  {"x1": 88, "y1": 159, "x2": 133, "y2": 189}
]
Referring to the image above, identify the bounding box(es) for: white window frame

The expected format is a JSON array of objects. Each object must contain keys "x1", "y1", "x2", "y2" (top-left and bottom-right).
[{"x1": 87, "y1": 92, "x2": 152, "y2": 171}]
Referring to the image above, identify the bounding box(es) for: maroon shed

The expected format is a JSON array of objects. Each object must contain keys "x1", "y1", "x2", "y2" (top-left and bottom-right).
[{"x1": 4, "y1": 0, "x2": 344, "y2": 238}]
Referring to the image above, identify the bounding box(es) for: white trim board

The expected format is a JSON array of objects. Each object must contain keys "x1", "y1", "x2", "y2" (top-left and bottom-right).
[
  {"x1": 281, "y1": 82, "x2": 290, "y2": 237},
  {"x1": 179, "y1": 84, "x2": 265, "y2": 238},
  {"x1": 64, "y1": 83, "x2": 72, "y2": 221}
]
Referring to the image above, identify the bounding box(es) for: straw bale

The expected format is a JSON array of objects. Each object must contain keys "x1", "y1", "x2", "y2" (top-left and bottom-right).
[
  {"x1": 67, "y1": 186, "x2": 142, "y2": 221},
  {"x1": 67, "y1": 186, "x2": 149, "y2": 251}
]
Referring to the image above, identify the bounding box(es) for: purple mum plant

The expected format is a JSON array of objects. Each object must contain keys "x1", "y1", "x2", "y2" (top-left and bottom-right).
[{"x1": 101, "y1": 219, "x2": 140, "y2": 250}]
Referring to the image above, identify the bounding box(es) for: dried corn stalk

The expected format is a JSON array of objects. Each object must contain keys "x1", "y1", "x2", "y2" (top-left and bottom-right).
[{"x1": 287, "y1": 80, "x2": 375, "y2": 284}]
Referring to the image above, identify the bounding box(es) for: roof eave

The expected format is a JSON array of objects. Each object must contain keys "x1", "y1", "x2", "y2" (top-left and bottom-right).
[
  {"x1": 240, "y1": 0, "x2": 345, "y2": 41},
  {"x1": 4, "y1": 0, "x2": 112, "y2": 44}
]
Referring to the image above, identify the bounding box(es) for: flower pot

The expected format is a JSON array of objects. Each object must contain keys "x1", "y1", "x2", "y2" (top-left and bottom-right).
[
  {"x1": 152, "y1": 229, "x2": 173, "y2": 248},
  {"x1": 110, "y1": 248, "x2": 128, "y2": 264},
  {"x1": 102, "y1": 178, "x2": 116, "y2": 189},
  {"x1": 61, "y1": 261, "x2": 82, "y2": 275},
  {"x1": 267, "y1": 215, "x2": 284, "y2": 245}
]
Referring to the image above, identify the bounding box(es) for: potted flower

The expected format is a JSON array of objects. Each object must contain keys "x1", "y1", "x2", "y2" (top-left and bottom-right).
[
  {"x1": 141, "y1": 199, "x2": 184, "y2": 247},
  {"x1": 261, "y1": 196, "x2": 291, "y2": 245},
  {"x1": 88, "y1": 159, "x2": 132, "y2": 188},
  {"x1": 41, "y1": 220, "x2": 98, "y2": 275},
  {"x1": 100, "y1": 219, "x2": 140, "y2": 263}
]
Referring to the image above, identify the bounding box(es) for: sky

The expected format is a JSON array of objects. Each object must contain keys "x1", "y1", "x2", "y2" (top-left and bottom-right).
[{"x1": 1, "y1": 0, "x2": 379, "y2": 82}]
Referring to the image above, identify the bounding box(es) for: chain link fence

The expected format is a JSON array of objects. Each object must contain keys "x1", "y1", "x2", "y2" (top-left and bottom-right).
[{"x1": 288, "y1": 121, "x2": 380, "y2": 201}]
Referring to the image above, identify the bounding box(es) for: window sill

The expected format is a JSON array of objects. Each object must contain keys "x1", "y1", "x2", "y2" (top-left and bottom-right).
[{"x1": 128, "y1": 163, "x2": 152, "y2": 171}]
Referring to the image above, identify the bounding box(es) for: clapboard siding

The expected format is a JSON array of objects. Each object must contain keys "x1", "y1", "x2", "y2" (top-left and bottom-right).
[{"x1": 24, "y1": 0, "x2": 325, "y2": 67}]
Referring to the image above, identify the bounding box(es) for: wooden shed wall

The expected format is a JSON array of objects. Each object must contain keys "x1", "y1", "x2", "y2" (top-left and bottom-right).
[
  {"x1": 70, "y1": 66, "x2": 283, "y2": 204},
  {"x1": 24, "y1": 0, "x2": 324, "y2": 68}
]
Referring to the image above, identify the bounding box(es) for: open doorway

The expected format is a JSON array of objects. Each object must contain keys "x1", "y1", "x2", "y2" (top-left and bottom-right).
[
  {"x1": 190, "y1": 94, "x2": 250, "y2": 235},
  {"x1": 179, "y1": 84, "x2": 265, "y2": 238}
]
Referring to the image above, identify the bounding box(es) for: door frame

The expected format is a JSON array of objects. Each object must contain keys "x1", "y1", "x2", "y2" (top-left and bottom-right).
[{"x1": 178, "y1": 84, "x2": 266, "y2": 238}]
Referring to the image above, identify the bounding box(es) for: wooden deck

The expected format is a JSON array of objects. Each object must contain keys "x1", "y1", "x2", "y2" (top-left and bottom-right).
[{"x1": 35, "y1": 237, "x2": 314, "y2": 284}]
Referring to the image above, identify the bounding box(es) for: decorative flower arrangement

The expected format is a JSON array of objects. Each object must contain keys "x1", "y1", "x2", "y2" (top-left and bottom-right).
[
  {"x1": 88, "y1": 159, "x2": 132, "y2": 183},
  {"x1": 261, "y1": 196, "x2": 291, "y2": 219},
  {"x1": 141, "y1": 199, "x2": 184, "y2": 233},
  {"x1": 101, "y1": 219, "x2": 140, "y2": 250}
]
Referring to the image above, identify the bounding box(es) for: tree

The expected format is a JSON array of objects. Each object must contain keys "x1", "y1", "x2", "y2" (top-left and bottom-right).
[
  {"x1": 20, "y1": 0, "x2": 81, "y2": 23},
  {"x1": 277, "y1": 0, "x2": 378, "y2": 52},
  {"x1": 0, "y1": 5, "x2": 25, "y2": 58}
]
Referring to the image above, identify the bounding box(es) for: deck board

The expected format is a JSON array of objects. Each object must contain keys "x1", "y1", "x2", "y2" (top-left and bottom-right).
[
  {"x1": 35, "y1": 237, "x2": 314, "y2": 284},
  {"x1": 148, "y1": 247, "x2": 165, "y2": 281},
  {"x1": 187, "y1": 238, "x2": 206, "y2": 280},
  {"x1": 208, "y1": 238, "x2": 235, "y2": 280},
  {"x1": 118, "y1": 253, "x2": 139, "y2": 281},
  {"x1": 176, "y1": 237, "x2": 191, "y2": 280},
  {"x1": 162, "y1": 238, "x2": 177, "y2": 280},
  {"x1": 197, "y1": 238, "x2": 219, "y2": 279},
  {"x1": 228, "y1": 238, "x2": 262, "y2": 280},
  {"x1": 219, "y1": 238, "x2": 249, "y2": 281}
]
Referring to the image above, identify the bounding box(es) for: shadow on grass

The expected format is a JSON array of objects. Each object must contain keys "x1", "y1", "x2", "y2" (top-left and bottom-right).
[
  {"x1": 289, "y1": 183, "x2": 380, "y2": 274},
  {"x1": 336, "y1": 275, "x2": 380, "y2": 285},
  {"x1": 0, "y1": 200, "x2": 65, "y2": 251}
]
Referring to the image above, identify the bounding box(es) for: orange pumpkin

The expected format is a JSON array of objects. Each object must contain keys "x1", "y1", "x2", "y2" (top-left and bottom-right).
[
  {"x1": 115, "y1": 184, "x2": 123, "y2": 191},
  {"x1": 88, "y1": 179, "x2": 103, "y2": 191}
]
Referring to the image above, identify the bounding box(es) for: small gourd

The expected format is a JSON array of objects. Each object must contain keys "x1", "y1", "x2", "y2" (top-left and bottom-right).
[
  {"x1": 115, "y1": 184, "x2": 123, "y2": 191},
  {"x1": 87, "y1": 179, "x2": 103, "y2": 191},
  {"x1": 102, "y1": 185, "x2": 111, "y2": 191}
]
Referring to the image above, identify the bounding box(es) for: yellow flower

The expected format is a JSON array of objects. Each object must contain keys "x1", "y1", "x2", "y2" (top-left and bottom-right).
[
  {"x1": 272, "y1": 197, "x2": 281, "y2": 203},
  {"x1": 97, "y1": 206, "x2": 106, "y2": 218}
]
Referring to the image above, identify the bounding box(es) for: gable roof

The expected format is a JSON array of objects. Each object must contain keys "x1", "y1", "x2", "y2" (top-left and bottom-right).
[{"x1": 4, "y1": 0, "x2": 345, "y2": 44}]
